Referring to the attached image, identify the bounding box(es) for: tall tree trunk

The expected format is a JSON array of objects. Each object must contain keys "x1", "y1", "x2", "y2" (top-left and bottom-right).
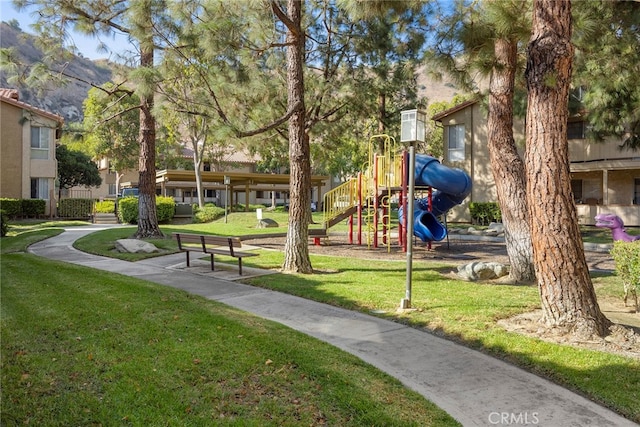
[
  {"x1": 191, "y1": 131, "x2": 205, "y2": 209},
  {"x1": 193, "y1": 153, "x2": 204, "y2": 209},
  {"x1": 135, "y1": 38, "x2": 162, "y2": 238},
  {"x1": 487, "y1": 37, "x2": 535, "y2": 284},
  {"x1": 525, "y1": 0, "x2": 609, "y2": 337},
  {"x1": 282, "y1": 0, "x2": 313, "y2": 273},
  {"x1": 377, "y1": 93, "x2": 386, "y2": 153}
]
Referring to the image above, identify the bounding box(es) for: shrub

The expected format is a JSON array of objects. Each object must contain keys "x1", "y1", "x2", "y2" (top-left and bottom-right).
[
  {"x1": 0, "y1": 199, "x2": 22, "y2": 217},
  {"x1": 0, "y1": 209, "x2": 8, "y2": 237},
  {"x1": 157, "y1": 196, "x2": 176, "y2": 223},
  {"x1": 117, "y1": 196, "x2": 176, "y2": 224},
  {"x1": 117, "y1": 197, "x2": 139, "y2": 224},
  {"x1": 22, "y1": 199, "x2": 46, "y2": 218},
  {"x1": 469, "y1": 202, "x2": 502, "y2": 226},
  {"x1": 193, "y1": 204, "x2": 225, "y2": 223},
  {"x1": 94, "y1": 200, "x2": 116, "y2": 214},
  {"x1": 58, "y1": 199, "x2": 94, "y2": 218},
  {"x1": 610, "y1": 241, "x2": 640, "y2": 309}
]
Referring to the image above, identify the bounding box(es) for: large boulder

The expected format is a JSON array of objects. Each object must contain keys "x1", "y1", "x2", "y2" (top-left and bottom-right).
[
  {"x1": 115, "y1": 239, "x2": 159, "y2": 254},
  {"x1": 485, "y1": 222, "x2": 505, "y2": 235},
  {"x1": 257, "y1": 218, "x2": 279, "y2": 228},
  {"x1": 456, "y1": 261, "x2": 509, "y2": 281}
]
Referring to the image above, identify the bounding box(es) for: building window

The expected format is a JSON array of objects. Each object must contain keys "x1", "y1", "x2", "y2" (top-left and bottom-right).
[
  {"x1": 30, "y1": 126, "x2": 51, "y2": 159},
  {"x1": 256, "y1": 191, "x2": 265, "y2": 199},
  {"x1": 203, "y1": 162, "x2": 211, "y2": 171},
  {"x1": 447, "y1": 124, "x2": 465, "y2": 162},
  {"x1": 205, "y1": 189, "x2": 216, "y2": 198},
  {"x1": 634, "y1": 179, "x2": 640, "y2": 205},
  {"x1": 571, "y1": 179, "x2": 583, "y2": 203},
  {"x1": 108, "y1": 184, "x2": 117, "y2": 196},
  {"x1": 567, "y1": 121, "x2": 586, "y2": 140},
  {"x1": 30, "y1": 178, "x2": 49, "y2": 199}
]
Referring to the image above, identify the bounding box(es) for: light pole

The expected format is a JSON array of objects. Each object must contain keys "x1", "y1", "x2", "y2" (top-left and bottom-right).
[{"x1": 400, "y1": 109, "x2": 426, "y2": 310}]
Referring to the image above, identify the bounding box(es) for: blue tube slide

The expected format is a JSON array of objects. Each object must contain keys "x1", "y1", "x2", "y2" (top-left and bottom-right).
[{"x1": 399, "y1": 154, "x2": 472, "y2": 242}]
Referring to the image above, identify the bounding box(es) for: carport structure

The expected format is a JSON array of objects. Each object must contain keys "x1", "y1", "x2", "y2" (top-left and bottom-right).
[{"x1": 156, "y1": 169, "x2": 329, "y2": 210}]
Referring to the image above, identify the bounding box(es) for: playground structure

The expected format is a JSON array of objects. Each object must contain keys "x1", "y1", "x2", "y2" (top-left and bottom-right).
[{"x1": 321, "y1": 134, "x2": 472, "y2": 251}]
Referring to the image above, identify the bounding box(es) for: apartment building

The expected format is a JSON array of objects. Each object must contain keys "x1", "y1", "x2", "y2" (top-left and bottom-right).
[
  {"x1": 0, "y1": 89, "x2": 64, "y2": 216},
  {"x1": 432, "y1": 100, "x2": 640, "y2": 226}
]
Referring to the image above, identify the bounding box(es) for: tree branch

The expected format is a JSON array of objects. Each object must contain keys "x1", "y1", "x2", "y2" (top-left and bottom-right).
[{"x1": 270, "y1": 1, "x2": 300, "y2": 37}]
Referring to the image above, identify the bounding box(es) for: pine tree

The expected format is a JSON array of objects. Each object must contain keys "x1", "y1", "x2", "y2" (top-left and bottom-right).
[
  {"x1": 11, "y1": 0, "x2": 167, "y2": 238},
  {"x1": 271, "y1": 0, "x2": 313, "y2": 273},
  {"x1": 429, "y1": 0, "x2": 535, "y2": 283},
  {"x1": 525, "y1": 0, "x2": 610, "y2": 338},
  {"x1": 573, "y1": 0, "x2": 640, "y2": 149}
]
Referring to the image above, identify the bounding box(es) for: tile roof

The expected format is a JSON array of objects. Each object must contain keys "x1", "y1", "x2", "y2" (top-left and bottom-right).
[{"x1": 0, "y1": 88, "x2": 64, "y2": 125}]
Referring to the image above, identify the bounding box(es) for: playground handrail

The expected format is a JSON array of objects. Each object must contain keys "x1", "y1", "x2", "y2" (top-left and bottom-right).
[{"x1": 322, "y1": 178, "x2": 358, "y2": 226}]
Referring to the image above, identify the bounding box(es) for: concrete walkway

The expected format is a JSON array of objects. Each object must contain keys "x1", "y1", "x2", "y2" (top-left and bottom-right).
[{"x1": 27, "y1": 226, "x2": 636, "y2": 427}]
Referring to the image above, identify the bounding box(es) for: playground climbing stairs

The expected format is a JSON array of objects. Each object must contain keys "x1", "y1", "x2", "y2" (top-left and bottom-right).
[{"x1": 322, "y1": 177, "x2": 359, "y2": 229}]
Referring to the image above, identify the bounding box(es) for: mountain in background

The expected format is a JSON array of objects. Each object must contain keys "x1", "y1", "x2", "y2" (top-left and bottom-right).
[
  {"x1": 0, "y1": 21, "x2": 113, "y2": 123},
  {"x1": 1, "y1": 20, "x2": 466, "y2": 126}
]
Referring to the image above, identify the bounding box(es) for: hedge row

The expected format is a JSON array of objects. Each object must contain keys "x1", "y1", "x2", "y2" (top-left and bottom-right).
[
  {"x1": 58, "y1": 198, "x2": 94, "y2": 218},
  {"x1": 0, "y1": 198, "x2": 46, "y2": 218}
]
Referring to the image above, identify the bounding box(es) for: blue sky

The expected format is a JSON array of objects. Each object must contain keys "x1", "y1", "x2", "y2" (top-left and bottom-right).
[{"x1": 1, "y1": 0, "x2": 128, "y2": 60}]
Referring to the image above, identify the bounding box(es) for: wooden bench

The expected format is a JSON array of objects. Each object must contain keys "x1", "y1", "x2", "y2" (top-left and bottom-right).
[{"x1": 173, "y1": 233, "x2": 259, "y2": 275}]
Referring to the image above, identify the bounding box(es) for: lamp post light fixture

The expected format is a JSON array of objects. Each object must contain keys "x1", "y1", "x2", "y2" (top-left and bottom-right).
[
  {"x1": 401, "y1": 109, "x2": 426, "y2": 144},
  {"x1": 400, "y1": 109, "x2": 426, "y2": 310}
]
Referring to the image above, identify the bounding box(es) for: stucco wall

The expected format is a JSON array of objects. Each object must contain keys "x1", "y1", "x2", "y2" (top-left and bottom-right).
[
  {"x1": 569, "y1": 138, "x2": 637, "y2": 162},
  {"x1": 608, "y1": 170, "x2": 638, "y2": 205},
  {"x1": 439, "y1": 103, "x2": 494, "y2": 222},
  {"x1": 0, "y1": 102, "x2": 24, "y2": 198},
  {"x1": 1, "y1": 100, "x2": 60, "y2": 215}
]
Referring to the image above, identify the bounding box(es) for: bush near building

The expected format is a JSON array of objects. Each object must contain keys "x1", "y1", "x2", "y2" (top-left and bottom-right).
[
  {"x1": 0, "y1": 198, "x2": 46, "y2": 218},
  {"x1": 58, "y1": 198, "x2": 94, "y2": 219},
  {"x1": 469, "y1": 202, "x2": 502, "y2": 225},
  {"x1": 94, "y1": 200, "x2": 116, "y2": 214},
  {"x1": 117, "y1": 196, "x2": 176, "y2": 224},
  {"x1": 193, "y1": 204, "x2": 226, "y2": 223},
  {"x1": 610, "y1": 241, "x2": 640, "y2": 310}
]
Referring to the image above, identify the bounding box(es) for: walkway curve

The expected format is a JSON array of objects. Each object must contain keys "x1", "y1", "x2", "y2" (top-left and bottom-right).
[{"x1": 27, "y1": 226, "x2": 636, "y2": 427}]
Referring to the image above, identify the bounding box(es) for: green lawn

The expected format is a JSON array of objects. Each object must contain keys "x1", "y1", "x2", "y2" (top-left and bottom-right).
[
  {"x1": 1, "y1": 225, "x2": 457, "y2": 426},
  {"x1": 2, "y1": 216, "x2": 639, "y2": 424}
]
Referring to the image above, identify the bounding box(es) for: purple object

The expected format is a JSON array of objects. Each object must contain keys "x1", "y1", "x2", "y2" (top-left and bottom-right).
[{"x1": 594, "y1": 213, "x2": 640, "y2": 242}]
